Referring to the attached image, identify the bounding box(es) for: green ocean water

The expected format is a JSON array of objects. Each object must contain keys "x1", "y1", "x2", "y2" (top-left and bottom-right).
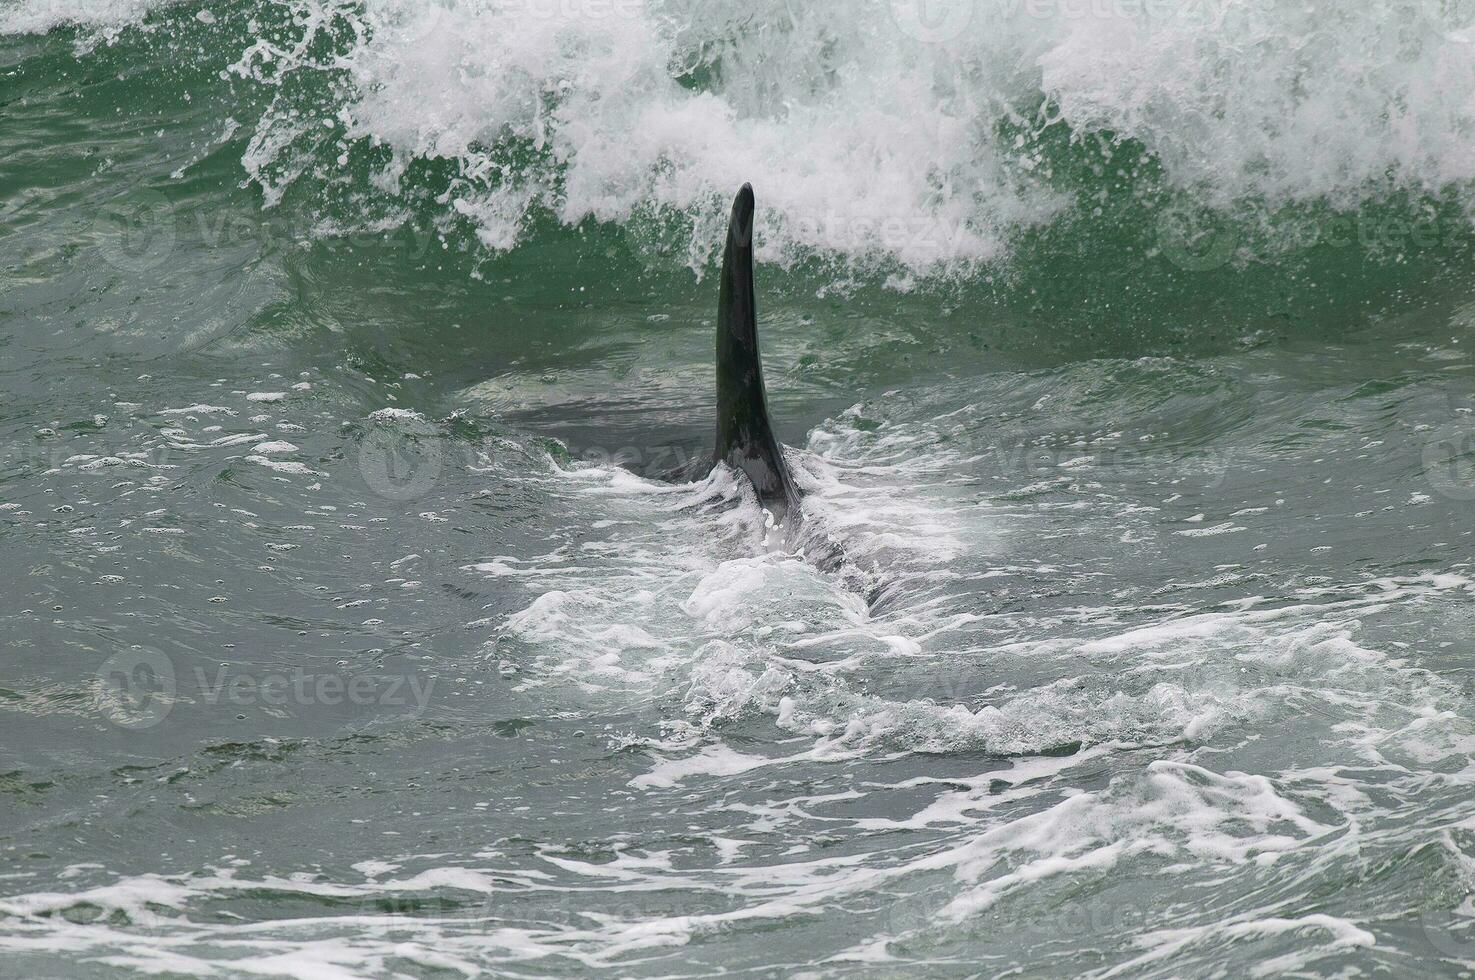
[{"x1": 8, "y1": 1, "x2": 1475, "y2": 976}]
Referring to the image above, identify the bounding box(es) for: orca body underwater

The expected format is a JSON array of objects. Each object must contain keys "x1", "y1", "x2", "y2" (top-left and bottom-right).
[{"x1": 710, "y1": 183, "x2": 805, "y2": 529}]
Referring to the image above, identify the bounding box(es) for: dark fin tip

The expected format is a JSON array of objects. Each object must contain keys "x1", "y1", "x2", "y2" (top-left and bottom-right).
[{"x1": 730, "y1": 184, "x2": 755, "y2": 247}]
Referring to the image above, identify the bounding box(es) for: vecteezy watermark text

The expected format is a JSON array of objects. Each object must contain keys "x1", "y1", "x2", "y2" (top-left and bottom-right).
[
  {"x1": 89, "y1": 195, "x2": 442, "y2": 275},
  {"x1": 194, "y1": 666, "x2": 435, "y2": 711},
  {"x1": 94, "y1": 649, "x2": 436, "y2": 730},
  {"x1": 1158, "y1": 205, "x2": 1471, "y2": 272}
]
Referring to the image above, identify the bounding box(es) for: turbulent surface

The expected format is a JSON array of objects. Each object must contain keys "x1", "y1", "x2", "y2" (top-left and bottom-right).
[{"x1": 6, "y1": 1, "x2": 1475, "y2": 977}]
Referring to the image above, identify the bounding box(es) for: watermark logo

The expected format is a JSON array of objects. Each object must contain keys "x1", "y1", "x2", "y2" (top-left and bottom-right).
[
  {"x1": 889, "y1": 0, "x2": 976, "y2": 43},
  {"x1": 372, "y1": 0, "x2": 451, "y2": 44},
  {"x1": 1423, "y1": 422, "x2": 1475, "y2": 501},
  {"x1": 94, "y1": 646, "x2": 176, "y2": 730},
  {"x1": 1155, "y1": 203, "x2": 1239, "y2": 272},
  {"x1": 1181, "y1": 447, "x2": 1231, "y2": 491},
  {"x1": 1420, "y1": 905, "x2": 1475, "y2": 960},
  {"x1": 877, "y1": 662, "x2": 974, "y2": 708},
  {"x1": 91, "y1": 191, "x2": 177, "y2": 274},
  {"x1": 359, "y1": 420, "x2": 446, "y2": 501}
]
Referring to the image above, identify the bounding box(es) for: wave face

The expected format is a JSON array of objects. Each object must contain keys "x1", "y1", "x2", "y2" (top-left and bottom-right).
[{"x1": 10, "y1": 0, "x2": 1475, "y2": 280}]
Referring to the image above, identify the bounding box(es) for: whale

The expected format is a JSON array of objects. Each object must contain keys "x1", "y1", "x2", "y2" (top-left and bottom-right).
[{"x1": 711, "y1": 183, "x2": 804, "y2": 528}]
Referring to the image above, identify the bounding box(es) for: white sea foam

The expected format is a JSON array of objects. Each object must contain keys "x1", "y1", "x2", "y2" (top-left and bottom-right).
[
  {"x1": 367, "y1": 407, "x2": 425, "y2": 422},
  {"x1": 18, "y1": 1, "x2": 1475, "y2": 273},
  {"x1": 0, "y1": 0, "x2": 170, "y2": 43},
  {"x1": 6, "y1": 507, "x2": 1474, "y2": 975},
  {"x1": 217, "y1": 0, "x2": 1475, "y2": 275},
  {"x1": 251, "y1": 440, "x2": 300, "y2": 454}
]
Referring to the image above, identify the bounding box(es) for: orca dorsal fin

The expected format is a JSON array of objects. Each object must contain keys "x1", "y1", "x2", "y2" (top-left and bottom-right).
[{"x1": 713, "y1": 184, "x2": 801, "y2": 522}]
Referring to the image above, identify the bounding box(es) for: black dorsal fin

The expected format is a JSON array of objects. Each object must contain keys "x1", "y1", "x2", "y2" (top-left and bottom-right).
[{"x1": 713, "y1": 184, "x2": 801, "y2": 522}]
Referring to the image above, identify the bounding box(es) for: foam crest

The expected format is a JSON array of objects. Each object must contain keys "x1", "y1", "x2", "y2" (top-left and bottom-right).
[
  {"x1": 18, "y1": 0, "x2": 1475, "y2": 273},
  {"x1": 1040, "y1": 0, "x2": 1475, "y2": 207},
  {"x1": 217, "y1": 0, "x2": 1475, "y2": 274},
  {"x1": 0, "y1": 0, "x2": 169, "y2": 42}
]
